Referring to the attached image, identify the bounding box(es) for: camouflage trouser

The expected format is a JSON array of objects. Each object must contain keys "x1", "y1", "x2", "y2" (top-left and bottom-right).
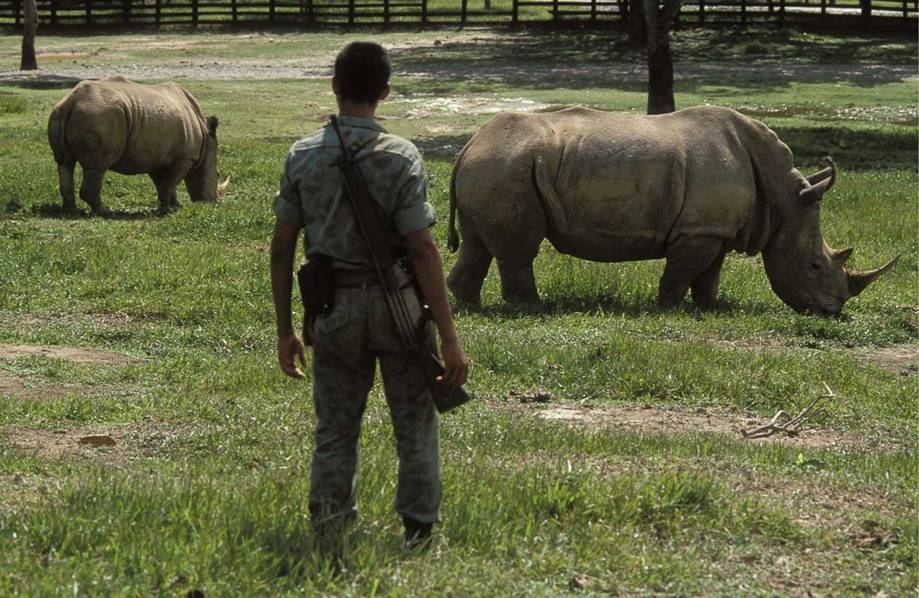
[{"x1": 309, "y1": 284, "x2": 441, "y2": 526}]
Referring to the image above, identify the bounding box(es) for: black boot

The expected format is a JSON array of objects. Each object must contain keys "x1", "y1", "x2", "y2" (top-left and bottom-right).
[{"x1": 403, "y1": 516, "x2": 433, "y2": 550}]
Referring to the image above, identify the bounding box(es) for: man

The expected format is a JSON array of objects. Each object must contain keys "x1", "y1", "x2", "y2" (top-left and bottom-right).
[{"x1": 269, "y1": 42, "x2": 469, "y2": 555}]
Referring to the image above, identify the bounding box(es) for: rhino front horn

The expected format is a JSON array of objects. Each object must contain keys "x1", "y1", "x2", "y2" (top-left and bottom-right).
[
  {"x1": 847, "y1": 255, "x2": 899, "y2": 297},
  {"x1": 217, "y1": 176, "x2": 230, "y2": 196}
]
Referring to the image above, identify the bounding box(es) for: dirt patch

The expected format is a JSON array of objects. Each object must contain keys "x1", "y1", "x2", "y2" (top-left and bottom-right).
[
  {"x1": 855, "y1": 345, "x2": 918, "y2": 375},
  {"x1": 404, "y1": 96, "x2": 552, "y2": 119},
  {"x1": 511, "y1": 399, "x2": 877, "y2": 449},
  {"x1": 706, "y1": 338, "x2": 918, "y2": 376},
  {"x1": 0, "y1": 343, "x2": 136, "y2": 364},
  {"x1": 39, "y1": 52, "x2": 91, "y2": 61},
  {"x1": 2, "y1": 425, "x2": 182, "y2": 464},
  {"x1": 0, "y1": 371, "x2": 90, "y2": 401}
]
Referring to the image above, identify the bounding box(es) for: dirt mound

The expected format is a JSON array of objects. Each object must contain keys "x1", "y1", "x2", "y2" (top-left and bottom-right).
[
  {"x1": 0, "y1": 343, "x2": 135, "y2": 364},
  {"x1": 507, "y1": 396, "x2": 883, "y2": 449}
]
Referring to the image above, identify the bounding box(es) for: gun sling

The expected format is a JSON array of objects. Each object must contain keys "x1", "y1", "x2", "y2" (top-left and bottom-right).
[{"x1": 329, "y1": 115, "x2": 470, "y2": 413}]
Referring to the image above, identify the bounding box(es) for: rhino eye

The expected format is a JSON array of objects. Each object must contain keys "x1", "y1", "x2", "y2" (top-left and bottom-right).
[{"x1": 810, "y1": 260, "x2": 824, "y2": 271}]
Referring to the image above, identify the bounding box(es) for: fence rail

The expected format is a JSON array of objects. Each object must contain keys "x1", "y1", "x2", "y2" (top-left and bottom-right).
[{"x1": 0, "y1": 0, "x2": 914, "y2": 29}]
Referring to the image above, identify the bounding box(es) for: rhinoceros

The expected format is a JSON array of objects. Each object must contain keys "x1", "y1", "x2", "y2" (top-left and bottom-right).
[
  {"x1": 47, "y1": 76, "x2": 228, "y2": 215},
  {"x1": 446, "y1": 106, "x2": 897, "y2": 316}
]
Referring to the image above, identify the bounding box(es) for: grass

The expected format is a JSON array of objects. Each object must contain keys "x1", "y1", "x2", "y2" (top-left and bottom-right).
[{"x1": 0, "y1": 27, "x2": 917, "y2": 595}]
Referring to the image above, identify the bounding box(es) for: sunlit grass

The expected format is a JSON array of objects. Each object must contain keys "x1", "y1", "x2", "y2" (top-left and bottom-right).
[{"x1": 0, "y1": 27, "x2": 915, "y2": 595}]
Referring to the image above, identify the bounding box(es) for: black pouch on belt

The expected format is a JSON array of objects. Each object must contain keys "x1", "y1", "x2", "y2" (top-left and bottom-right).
[{"x1": 296, "y1": 254, "x2": 335, "y2": 345}]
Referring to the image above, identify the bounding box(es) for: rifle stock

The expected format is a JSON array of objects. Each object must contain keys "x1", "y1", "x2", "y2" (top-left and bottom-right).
[{"x1": 416, "y1": 328, "x2": 470, "y2": 413}]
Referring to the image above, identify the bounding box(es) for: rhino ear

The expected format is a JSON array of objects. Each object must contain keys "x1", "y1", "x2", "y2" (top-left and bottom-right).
[
  {"x1": 799, "y1": 176, "x2": 832, "y2": 205},
  {"x1": 831, "y1": 247, "x2": 854, "y2": 266},
  {"x1": 207, "y1": 116, "x2": 219, "y2": 136}
]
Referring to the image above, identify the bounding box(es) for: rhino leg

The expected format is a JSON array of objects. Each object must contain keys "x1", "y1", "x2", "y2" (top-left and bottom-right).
[
  {"x1": 79, "y1": 167, "x2": 109, "y2": 216},
  {"x1": 56, "y1": 162, "x2": 77, "y2": 213},
  {"x1": 658, "y1": 236, "x2": 727, "y2": 308},
  {"x1": 151, "y1": 162, "x2": 192, "y2": 214},
  {"x1": 497, "y1": 258, "x2": 539, "y2": 305},
  {"x1": 447, "y1": 223, "x2": 493, "y2": 307},
  {"x1": 690, "y1": 249, "x2": 728, "y2": 309}
]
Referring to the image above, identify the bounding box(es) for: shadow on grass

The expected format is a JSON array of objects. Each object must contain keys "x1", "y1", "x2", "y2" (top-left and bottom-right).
[
  {"x1": 389, "y1": 26, "x2": 916, "y2": 94},
  {"x1": 417, "y1": 125, "x2": 918, "y2": 168},
  {"x1": 455, "y1": 292, "x2": 778, "y2": 320},
  {"x1": 31, "y1": 203, "x2": 163, "y2": 220}
]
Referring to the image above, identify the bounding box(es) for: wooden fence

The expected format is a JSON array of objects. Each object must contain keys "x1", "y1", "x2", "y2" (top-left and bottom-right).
[{"x1": 0, "y1": 0, "x2": 914, "y2": 29}]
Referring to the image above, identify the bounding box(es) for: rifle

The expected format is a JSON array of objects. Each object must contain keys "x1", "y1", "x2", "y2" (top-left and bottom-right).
[{"x1": 329, "y1": 115, "x2": 470, "y2": 413}]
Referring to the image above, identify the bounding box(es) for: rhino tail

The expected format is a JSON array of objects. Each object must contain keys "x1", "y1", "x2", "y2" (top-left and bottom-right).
[
  {"x1": 532, "y1": 154, "x2": 570, "y2": 236},
  {"x1": 447, "y1": 140, "x2": 471, "y2": 253},
  {"x1": 47, "y1": 100, "x2": 74, "y2": 166}
]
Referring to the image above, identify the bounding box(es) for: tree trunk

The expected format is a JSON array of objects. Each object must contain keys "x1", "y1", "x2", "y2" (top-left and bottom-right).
[
  {"x1": 642, "y1": 0, "x2": 682, "y2": 115},
  {"x1": 627, "y1": 0, "x2": 646, "y2": 47},
  {"x1": 20, "y1": 0, "x2": 38, "y2": 71}
]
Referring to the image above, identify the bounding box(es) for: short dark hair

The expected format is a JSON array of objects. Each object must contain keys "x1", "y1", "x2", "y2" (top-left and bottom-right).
[{"x1": 334, "y1": 42, "x2": 391, "y2": 105}]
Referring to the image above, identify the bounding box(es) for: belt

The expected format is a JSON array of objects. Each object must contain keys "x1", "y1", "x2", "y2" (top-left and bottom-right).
[{"x1": 334, "y1": 270, "x2": 380, "y2": 288}]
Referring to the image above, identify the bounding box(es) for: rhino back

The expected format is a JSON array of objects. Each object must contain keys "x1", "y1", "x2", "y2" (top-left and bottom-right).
[
  {"x1": 539, "y1": 106, "x2": 775, "y2": 259},
  {"x1": 55, "y1": 79, "x2": 207, "y2": 175}
]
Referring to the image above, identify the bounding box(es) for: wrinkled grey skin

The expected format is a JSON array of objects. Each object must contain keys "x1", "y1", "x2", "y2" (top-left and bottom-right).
[
  {"x1": 47, "y1": 76, "x2": 226, "y2": 215},
  {"x1": 447, "y1": 106, "x2": 897, "y2": 316}
]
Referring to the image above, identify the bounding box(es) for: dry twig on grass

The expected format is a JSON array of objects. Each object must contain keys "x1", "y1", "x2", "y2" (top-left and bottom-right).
[{"x1": 741, "y1": 383, "x2": 836, "y2": 439}]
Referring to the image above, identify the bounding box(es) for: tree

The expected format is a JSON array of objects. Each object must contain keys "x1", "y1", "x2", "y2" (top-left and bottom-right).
[
  {"x1": 20, "y1": 0, "x2": 38, "y2": 71},
  {"x1": 642, "y1": 0, "x2": 682, "y2": 114}
]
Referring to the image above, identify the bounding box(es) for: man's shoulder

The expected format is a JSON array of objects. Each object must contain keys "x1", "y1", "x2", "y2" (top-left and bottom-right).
[
  {"x1": 372, "y1": 132, "x2": 422, "y2": 163},
  {"x1": 289, "y1": 127, "x2": 330, "y2": 155}
]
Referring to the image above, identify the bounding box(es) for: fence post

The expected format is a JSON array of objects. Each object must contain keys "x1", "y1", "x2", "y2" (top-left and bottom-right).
[
  {"x1": 231, "y1": 0, "x2": 237, "y2": 23},
  {"x1": 155, "y1": 0, "x2": 161, "y2": 26},
  {"x1": 460, "y1": 0, "x2": 467, "y2": 23},
  {"x1": 740, "y1": 0, "x2": 746, "y2": 23},
  {"x1": 50, "y1": 0, "x2": 58, "y2": 25},
  {"x1": 192, "y1": 0, "x2": 198, "y2": 27},
  {"x1": 820, "y1": 0, "x2": 826, "y2": 15},
  {"x1": 269, "y1": 0, "x2": 275, "y2": 22},
  {"x1": 86, "y1": 0, "x2": 92, "y2": 25},
  {"x1": 778, "y1": 0, "x2": 785, "y2": 23},
  {"x1": 307, "y1": 0, "x2": 314, "y2": 22},
  {"x1": 13, "y1": 0, "x2": 20, "y2": 26},
  {"x1": 698, "y1": 0, "x2": 704, "y2": 22},
  {"x1": 421, "y1": 0, "x2": 427, "y2": 22},
  {"x1": 122, "y1": 0, "x2": 130, "y2": 25},
  {"x1": 512, "y1": 0, "x2": 518, "y2": 25},
  {"x1": 348, "y1": 0, "x2": 355, "y2": 24},
  {"x1": 383, "y1": 0, "x2": 389, "y2": 24}
]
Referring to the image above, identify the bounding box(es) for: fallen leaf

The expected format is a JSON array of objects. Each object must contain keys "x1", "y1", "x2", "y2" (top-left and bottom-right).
[{"x1": 78, "y1": 434, "x2": 116, "y2": 447}]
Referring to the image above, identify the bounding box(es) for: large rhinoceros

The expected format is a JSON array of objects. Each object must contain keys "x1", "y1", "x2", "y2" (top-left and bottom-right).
[
  {"x1": 47, "y1": 76, "x2": 228, "y2": 215},
  {"x1": 446, "y1": 106, "x2": 897, "y2": 316}
]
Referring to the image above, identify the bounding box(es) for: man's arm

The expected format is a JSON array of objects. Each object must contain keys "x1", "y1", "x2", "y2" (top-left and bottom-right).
[
  {"x1": 270, "y1": 219, "x2": 307, "y2": 379},
  {"x1": 404, "y1": 228, "x2": 469, "y2": 389}
]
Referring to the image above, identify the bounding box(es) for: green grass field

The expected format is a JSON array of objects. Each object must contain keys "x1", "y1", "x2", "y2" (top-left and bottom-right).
[{"x1": 0, "y1": 28, "x2": 916, "y2": 595}]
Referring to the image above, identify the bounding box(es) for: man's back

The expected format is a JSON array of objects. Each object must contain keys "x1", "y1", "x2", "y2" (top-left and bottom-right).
[{"x1": 274, "y1": 116, "x2": 434, "y2": 271}]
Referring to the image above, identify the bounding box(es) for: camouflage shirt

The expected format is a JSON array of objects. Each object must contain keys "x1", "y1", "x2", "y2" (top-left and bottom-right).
[{"x1": 273, "y1": 116, "x2": 435, "y2": 270}]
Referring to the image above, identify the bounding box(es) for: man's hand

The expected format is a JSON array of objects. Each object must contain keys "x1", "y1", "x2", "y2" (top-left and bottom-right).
[
  {"x1": 437, "y1": 339, "x2": 469, "y2": 389},
  {"x1": 278, "y1": 333, "x2": 308, "y2": 379}
]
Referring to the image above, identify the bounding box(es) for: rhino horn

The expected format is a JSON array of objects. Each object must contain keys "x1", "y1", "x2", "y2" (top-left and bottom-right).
[
  {"x1": 217, "y1": 175, "x2": 230, "y2": 197},
  {"x1": 806, "y1": 157, "x2": 836, "y2": 192},
  {"x1": 847, "y1": 255, "x2": 899, "y2": 297},
  {"x1": 831, "y1": 247, "x2": 854, "y2": 266}
]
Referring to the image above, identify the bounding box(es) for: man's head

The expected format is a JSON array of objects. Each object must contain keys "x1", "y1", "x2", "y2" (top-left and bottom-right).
[{"x1": 333, "y1": 42, "x2": 391, "y2": 107}]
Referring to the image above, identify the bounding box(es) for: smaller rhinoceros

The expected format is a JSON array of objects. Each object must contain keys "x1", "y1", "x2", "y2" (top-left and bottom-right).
[
  {"x1": 446, "y1": 106, "x2": 898, "y2": 316},
  {"x1": 47, "y1": 76, "x2": 228, "y2": 215}
]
